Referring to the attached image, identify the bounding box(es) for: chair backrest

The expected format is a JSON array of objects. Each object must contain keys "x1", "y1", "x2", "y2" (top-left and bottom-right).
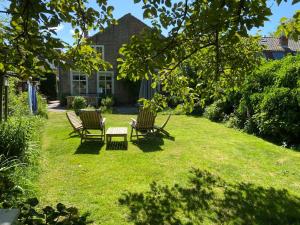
[
  {"x1": 79, "y1": 109, "x2": 104, "y2": 130},
  {"x1": 136, "y1": 108, "x2": 156, "y2": 130},
  {"x1": 66, "y1": 111, "x2": 82, "y2": 131}
]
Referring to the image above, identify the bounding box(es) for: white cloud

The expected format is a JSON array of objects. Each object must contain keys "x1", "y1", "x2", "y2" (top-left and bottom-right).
[
  {"x1": 55, "y1": 24, "x2": 64, "y2": 32},
  {"x1": 49, "y1": 24, "x2": 64, "y2": 32}
]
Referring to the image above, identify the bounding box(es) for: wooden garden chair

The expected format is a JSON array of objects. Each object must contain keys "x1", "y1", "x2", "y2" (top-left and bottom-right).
[
  {"x1": 66, "y1": 111, "x2": 83, "y2": 136},
  {"x1": 154, "y1": 114, "x2": 171, "y2": 137},
  {"x1": 130, "y1": 107, "x2": 156, "y2": 140},
  {"x1": 79, "y1": 109, "x2": 106, "y2": 143}
]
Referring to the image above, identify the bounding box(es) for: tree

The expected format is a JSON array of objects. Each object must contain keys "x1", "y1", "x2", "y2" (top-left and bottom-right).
[
  {"x1": 0, "y1": 0, "x2": 116, "y2": 121},
  {"x1": 277, "y1": 10, "x2": 300, "y2": 40},
  {"x1": 118, "y1": 0, "x2": 299, "y2": 110}
]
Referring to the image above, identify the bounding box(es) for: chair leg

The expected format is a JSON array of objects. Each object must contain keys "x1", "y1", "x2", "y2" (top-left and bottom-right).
[
  {"x1": 136, "y1": 129, "x2": 139, "y2": 140},
  {"x1": 130, "y1": 127, "x2": 133, "y2": 141},
  {"x1": 69, "y1": 130, "x2": 76, "y2": 136}
]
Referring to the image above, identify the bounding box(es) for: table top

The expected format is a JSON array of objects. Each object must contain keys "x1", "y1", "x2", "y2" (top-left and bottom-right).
[{"x1": 106, "y1": 127, "x2": 128, "y2": 135}]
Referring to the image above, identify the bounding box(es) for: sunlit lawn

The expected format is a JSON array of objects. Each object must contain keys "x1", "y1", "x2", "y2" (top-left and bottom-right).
[{"x1": 38, "y1": 111, "x2": 300, "y2": 224}]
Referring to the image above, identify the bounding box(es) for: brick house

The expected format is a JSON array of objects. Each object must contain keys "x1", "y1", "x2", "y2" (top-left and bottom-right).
[
  {"x1": 260, "y1": 36, "x2": 300, "y2": 59},
  {"x1": 58, "y1": 13, "x2": 150, "y2": 106}
]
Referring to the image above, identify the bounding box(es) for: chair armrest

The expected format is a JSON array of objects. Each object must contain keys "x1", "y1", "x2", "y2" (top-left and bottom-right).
[
  {"x1": 101, "y1": 118, "x2": 106, "y2": 126},
  {"x1": 130, "y1": 118, "x2": 137, "y2": 127}
]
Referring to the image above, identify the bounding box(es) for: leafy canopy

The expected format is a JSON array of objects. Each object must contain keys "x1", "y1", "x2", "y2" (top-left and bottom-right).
[
  {"x1": 118, "y1": 0, "x2": 299, "y2": 110},
  {"x1": 0, "y1": 0, "x2": 116, "y2": 78}
]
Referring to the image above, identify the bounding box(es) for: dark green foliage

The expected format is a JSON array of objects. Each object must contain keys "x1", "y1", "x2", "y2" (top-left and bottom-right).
[
  {"x1": 100, "y1": 96, "x2": 114, "y2": 113},
  {"x1": 8, "y1": 78, "x2": 48, "y2": 118},
  {"x1": 72, "y1": 96, "x2": 87, "y2": 115},
  {"x1": 236, "y1": 55, "x2": 300, "y2": 145},
  {"x1": 204, "y1": 100, "x2": 226, "y2": 122},
  {"x1": 0, "y1": 172, "x2": 91, "y2": 224},
  {"x1": 206, "y1": 55, "x2": 300, "y2": 146},
  {"x1": 0, "y1": 118, "x2": 30, "y2": 160},
  {"x1": 204, "y1": 99, "x2": 233, "y2": 122},
  {"x1": 17, "y1": 199, "x2": 91, "y2": 225},
  {"x1": 120, "y1": 169, "x2": 300, "y2": 225}
]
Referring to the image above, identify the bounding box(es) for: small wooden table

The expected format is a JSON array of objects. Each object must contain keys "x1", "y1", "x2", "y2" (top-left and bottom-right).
[{"x1": 106, "y1": 127, "x2": 128, "y2": 143}]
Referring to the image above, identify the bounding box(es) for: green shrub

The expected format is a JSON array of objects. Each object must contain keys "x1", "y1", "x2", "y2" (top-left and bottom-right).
[
  {"x1": 72, "y1": 96, "x2": 87, "y2": 115},
  {"x1": 8, "y1": 79, "x2": 48, "y2": 118},
  {"x1": 235, "y1": 55, "x2": 300, "y2": 145},
  {"x1": 0, "y1": 117, "x2": 43, "y2": 162},
  {"x1": 251, "y1": 87, "x2": 300, "y2": 144},
  {"x1": 204, "y1": 55, "x2": 300, "y2": 146},
  {"x1": 36, "y1": 94, "x2": 48, "y2": 118},
  {"x1": 0, "y1": 119, "x2": 29, "y2": 160},
  {"x1": 204, "y1": 100, "x2": 227, "y2": 122},
  {"x1": 100, "y1": 96, "x2": 114, "y2": 113}
]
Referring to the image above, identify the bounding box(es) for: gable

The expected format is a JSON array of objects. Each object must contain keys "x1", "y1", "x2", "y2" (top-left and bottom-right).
[{"x1": 88, "y1": 13, "x2": 150, "y2": 45}]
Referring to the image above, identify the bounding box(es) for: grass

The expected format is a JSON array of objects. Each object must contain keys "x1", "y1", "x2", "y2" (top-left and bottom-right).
[{"x1": 38, "y1": 111, "x2": 300, "y2": 224}]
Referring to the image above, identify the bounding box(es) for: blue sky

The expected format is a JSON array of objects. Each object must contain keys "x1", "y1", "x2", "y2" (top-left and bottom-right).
[
  {"x1": 1, "y1": 0, "x2": 299, "y2": 44},
  {"x1": 56, "y1": 0, "x2": 299, "y2": 44}
]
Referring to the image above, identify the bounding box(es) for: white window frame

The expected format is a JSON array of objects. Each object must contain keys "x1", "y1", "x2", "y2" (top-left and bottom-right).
[
  {"x1": 96, "y1": 71, "x2": 114, "y2": 95},
  {"x1": 91, "y1": 45, "x2": 105, "y2": 60},
  {"x1": 70, "y1": 70, "x2": 88, "y2": 95}
]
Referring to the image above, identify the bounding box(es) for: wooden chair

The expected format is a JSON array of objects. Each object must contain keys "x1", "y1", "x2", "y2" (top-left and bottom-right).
[
  {"x1": 130, "y1": 108, "x2": 156, "y2": 140},
  {"x1": 66, "y1": 111, "x2": 83, "y2": 136},
  {"x1": 154, "y1": 114, "x2": 171, "y2": 137},
  {"x1": 79, "y1": 109, "x2": 106, "y2": 143}
]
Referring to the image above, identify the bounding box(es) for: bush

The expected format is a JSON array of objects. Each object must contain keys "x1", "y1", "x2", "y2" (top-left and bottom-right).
[
  {"x1": 0, "y1": 117, "x2": 43, "y2": 162},
  {"x1": 204, "y1": 100, "x2": 227, "y2": 122},
  {"x1": 235, "y1": 55, "x2": 300, "y2": 145},
  {"x1": 72, "y1": 96, "x2": 87, "y2": 115},
  {"x1": 100, "y1": 96, "x2": 114, "y2": 113},
  {"x1": 0, "y1": 118, "x2": 30, "y2": 160},
  {"x1": 251, "y1": 87, "x2": 300, "y2": 144},
  {"x1": 8, "y1": 79, "x2": 48, "y2": 118},
  {"x1": 204, "y1": 55, "x2": 300, "y2": 146}
]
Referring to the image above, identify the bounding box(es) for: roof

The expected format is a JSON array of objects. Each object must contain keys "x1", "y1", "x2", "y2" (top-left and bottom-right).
[
  {"x1": 89, "y1": 13, "x2": 151, "y2": 40},
  {"x1": 260, "y1": 37, "x2": 300, "y2": 52}
]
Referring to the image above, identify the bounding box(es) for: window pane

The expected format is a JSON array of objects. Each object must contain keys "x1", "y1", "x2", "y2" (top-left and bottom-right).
[
  {"x1": 99, "y1": 81, "x2": 105, "y2": 88},
  {"x1": 73, "y1": 75, "x2": 80, "y2": 81},
  {"x1": 72, "y1": 81, "x2": 79, "y2": 95},
  {"x1": 106, "y1": 81, "x2": 112, "y2": 90},
  {"x1": 99, "y1": 76, "x2": 106, "y2": 80},
  {"x1": 80, "y1": 75, "x2": 86, "y2": 80},
  {"x1": 80, "y1": 81, "x2": 86, "y2": 94}
]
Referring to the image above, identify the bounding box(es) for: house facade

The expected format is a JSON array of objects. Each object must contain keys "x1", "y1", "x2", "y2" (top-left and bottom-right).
[
  {"x1": 260, "y1": 36, "x2": 300, "y2": 59},
  {"x1": 58, "y1": 13, "x2": 149, "y2": 106}
]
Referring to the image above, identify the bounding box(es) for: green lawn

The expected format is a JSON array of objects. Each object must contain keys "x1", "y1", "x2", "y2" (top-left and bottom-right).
[{"x1": 38, "y1": 111, "x2": 300, "y2": 224}]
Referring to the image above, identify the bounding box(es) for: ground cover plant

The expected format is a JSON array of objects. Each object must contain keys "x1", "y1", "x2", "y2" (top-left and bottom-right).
[{"x1": 38, "y1": 111, "x2": 300, "y2": 224}]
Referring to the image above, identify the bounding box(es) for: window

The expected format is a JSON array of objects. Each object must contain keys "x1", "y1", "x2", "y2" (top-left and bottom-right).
[
  {"x1": 91, "y1": 45, "x2": 104, "y2": 59},
  {"x1": 71, "y1": 71, "x2": 88, "y2": 95},
  {"x1": 97, "y1": 71, "x2": 114, "y2": 95}
]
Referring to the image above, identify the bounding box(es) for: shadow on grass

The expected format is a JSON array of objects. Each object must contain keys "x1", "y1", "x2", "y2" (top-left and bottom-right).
[
  {"x1": 131, "y1": 135, "x2": 166, "y2": 152},
  {"x1": 119, "y1": 169, "x2": 300, "y2": 225},
  {"x1": 74, "y1": 141, "x2": 104, "y2": 154},
  {"x1": 106, "y1": 141, "x2": 128, "y2": 151}
]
